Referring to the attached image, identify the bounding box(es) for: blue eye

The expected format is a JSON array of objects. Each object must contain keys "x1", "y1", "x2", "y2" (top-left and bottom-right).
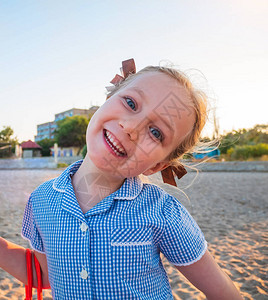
[
  {"x1": 150, "y1": 127, "x2": 163, "y2": 142},
  {"x1": 125, "y1": 97, "x2": 136, "y2": 111}
]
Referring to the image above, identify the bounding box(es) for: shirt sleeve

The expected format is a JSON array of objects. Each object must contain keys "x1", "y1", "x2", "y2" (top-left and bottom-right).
[
  {"x1": 159, "y1": 194, "x2": 207, "y2": 266},
  {"x1": 21, "y1": 194, "x2": 45, "y2": 253}
]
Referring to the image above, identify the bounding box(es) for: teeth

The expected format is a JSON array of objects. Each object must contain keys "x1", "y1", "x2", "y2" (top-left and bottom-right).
[{"x1": 105, "y1": 130, "x2": 126, "y2": 156}]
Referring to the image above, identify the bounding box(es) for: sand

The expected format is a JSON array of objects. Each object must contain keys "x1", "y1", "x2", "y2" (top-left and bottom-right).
[{"x1": 0, "y1": 168, "x2": 267, "y2": 299}]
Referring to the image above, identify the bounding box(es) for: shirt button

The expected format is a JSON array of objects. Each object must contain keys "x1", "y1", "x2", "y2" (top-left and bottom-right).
[
  {"x1": 80, "y1": 268, "x2": 88, "y2": 280},
  {"x1": 80, "y1": 222, "x2": 88, "y2": 233}
]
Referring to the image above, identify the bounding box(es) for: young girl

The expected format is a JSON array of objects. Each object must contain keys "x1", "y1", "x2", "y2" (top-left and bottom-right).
[{"x1": 0, "y1": 59, "x2": 242, "y2": 299}]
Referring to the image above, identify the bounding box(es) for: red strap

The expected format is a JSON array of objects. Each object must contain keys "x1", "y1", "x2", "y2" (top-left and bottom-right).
[
  {"x1": 34, "y1": 254, "x2": 43, "y2": 300},
  {"x1": 25, "y1": 249, "x2": 33, "y2": 300},
  {"x1": 25, "y1": 249, "x2": 44, "y2": 300}
]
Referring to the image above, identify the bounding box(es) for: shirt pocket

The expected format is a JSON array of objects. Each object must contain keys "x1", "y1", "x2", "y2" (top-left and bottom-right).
[{"x1": 111, "y1": 227, "x2": 154, "y2": 281}]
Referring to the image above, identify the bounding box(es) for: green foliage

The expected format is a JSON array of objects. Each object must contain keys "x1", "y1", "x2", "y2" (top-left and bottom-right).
[
  {"x1": 0, "y1": 126, "x2": 14, "y2": 142},
  {"x1": 57, "y1": 162, "x2": 69, "y2": 168},
  {"x1": 81, "y1": 144, "x2": 87, "y2": 158},
  {"x1": 219, "y1": 124, "x2": 268, "y2": 154},
  {"x1": 227, "y1": 143, "x2": 268, "y2": 160},
  {"x1": 37, "y1": 138, "x2": 55, "y2": 156},
  {"x1": 54, "y1": 116, "x2": 89, "y2": 149},
  {"x1": 0, "y1": 126, "x2": 18, "y2": 157}
]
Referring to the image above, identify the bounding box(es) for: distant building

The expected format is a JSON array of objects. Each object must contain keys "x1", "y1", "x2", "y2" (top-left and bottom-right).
[
  {"x1": 21, "y1": 140, "x2": 42, "y2": 158},
  {"x1": 50, "y1": 146, "x2": 81, "y2": 157},
  {"x1": 54, "y1": 108, "x2": 96, "y2": 123},
  {"x1": 35, "y1": 121, "x2": 57, "y2": 142},
  {"x1": 35, "y1": 107, "x2": 99, "y2": 142}
]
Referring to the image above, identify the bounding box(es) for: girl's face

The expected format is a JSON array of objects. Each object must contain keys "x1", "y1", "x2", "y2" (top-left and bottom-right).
[{"x1": 86, "y1": 71, "x2": 195, "y2": 181}]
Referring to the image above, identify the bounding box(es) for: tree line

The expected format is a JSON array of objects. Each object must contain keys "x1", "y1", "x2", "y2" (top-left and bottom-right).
[
  {"x1": 0, "y1": 115, "x2": 89, "y2": 157},
  {"x1": 217, "y1": 124, "x2": 268, "y2": 160},
  {"x1": 1, "y1": 120, "x2": 267, "y2": 160}
]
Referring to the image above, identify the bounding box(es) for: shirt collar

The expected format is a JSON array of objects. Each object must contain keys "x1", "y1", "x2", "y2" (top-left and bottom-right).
[
  {"x1": 113, "y1": 176, "x2": 143, "y2": 200},
  {"x1": 52, "y1": 159, "x2": 144, "y2": 201},
  {"x1": 52, "y1": 159, "x2": 83, "y2": 193}
]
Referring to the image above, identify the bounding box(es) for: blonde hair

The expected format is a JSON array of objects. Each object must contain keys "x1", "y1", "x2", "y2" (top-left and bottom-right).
[{"x1": 106, "y1": 65, "x2": 208, "y2": 169}]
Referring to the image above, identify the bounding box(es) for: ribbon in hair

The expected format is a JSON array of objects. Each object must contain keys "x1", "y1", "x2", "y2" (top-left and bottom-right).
[
  {"x1": 106, "y1": 58, "x2": 136, "y2": 93},
  {"x1": 107, "y1": 58, "x2": 187, "y2": 186}
]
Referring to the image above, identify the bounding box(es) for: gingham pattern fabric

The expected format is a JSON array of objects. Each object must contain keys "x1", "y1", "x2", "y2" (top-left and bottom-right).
[{"x1": 21, "y1": 160, "x2": 207, "y2": 299}]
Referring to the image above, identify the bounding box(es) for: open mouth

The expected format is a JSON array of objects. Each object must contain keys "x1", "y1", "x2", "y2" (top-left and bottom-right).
[{"x1": 103, "y1": 129, "x2": 127, "y2": 157}]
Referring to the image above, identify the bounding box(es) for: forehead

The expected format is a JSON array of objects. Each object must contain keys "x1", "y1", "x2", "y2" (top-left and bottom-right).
[
  {"x1": 123, "y1": 71, "x2": 193, "y2": 110},
  {"x1": 126, "y1": 71, "x2": 181, "y2": 95},
  {"x1": 127, "y1": 71, "x2": 193, "y2": 117}
]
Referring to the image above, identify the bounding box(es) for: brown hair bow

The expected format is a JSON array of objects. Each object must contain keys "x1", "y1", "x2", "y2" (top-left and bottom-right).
[
  {"x1": 111, "y1": 59, "x2": 136, "y2": 84},
  {"x1": 107, "y1": 58, "x2": 187, "y2": 186}
]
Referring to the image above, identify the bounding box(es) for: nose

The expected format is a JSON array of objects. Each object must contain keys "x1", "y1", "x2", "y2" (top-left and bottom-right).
[{"x1": 119, "y1": 120, "x2": 139, "y2": 141}]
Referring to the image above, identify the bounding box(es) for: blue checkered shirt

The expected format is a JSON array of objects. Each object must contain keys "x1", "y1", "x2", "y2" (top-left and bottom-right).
[{"x1": 22, "y1": 160, "x2": 207, "y2": 299}]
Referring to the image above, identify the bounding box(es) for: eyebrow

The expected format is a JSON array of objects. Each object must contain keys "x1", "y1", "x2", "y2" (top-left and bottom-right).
[
  {"x1": 128, "y1": 87, "x2": 147, "y2": 101},
  {"x1": 128, "y1": 87, "x2": 174, "y2": 139}
]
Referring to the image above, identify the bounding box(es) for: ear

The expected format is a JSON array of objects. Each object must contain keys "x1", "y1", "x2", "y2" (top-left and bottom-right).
[{"x1": 142, "y1": 161, "x2": 170, "y2": 176}]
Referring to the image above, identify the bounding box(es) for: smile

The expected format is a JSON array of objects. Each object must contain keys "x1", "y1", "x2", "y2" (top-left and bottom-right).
[{"x1": 103, "y1": 129, "x2": 127, "y2": 157}]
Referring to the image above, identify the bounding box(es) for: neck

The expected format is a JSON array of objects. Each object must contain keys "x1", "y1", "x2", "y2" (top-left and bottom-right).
[{"x1": 72, "y1": 155, "x2": 125, "y2": 213}]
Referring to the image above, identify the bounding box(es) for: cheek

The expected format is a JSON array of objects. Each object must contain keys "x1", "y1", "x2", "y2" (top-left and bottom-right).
[
  {"x1": 106, "y1": 96, "x2": 126, "y2": 113},
  {"x1": 86, "y1": 116, "x2": 101, "y2": 149},
  {"x1": 85, "y1": 122, "x2": 91, "y2": 142},
  {"x1": 135, "y1": 140, "x2": 166, "y2": 163}
]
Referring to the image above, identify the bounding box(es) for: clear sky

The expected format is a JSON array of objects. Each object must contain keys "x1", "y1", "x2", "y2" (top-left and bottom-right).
[{"x1": 1, "y1": 0, "x2": 267, "y2": 142}]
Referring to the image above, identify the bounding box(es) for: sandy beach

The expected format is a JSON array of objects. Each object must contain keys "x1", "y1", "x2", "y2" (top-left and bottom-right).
[{"x1": 0, "y1": 167, "x2": 267, "y2": 299}]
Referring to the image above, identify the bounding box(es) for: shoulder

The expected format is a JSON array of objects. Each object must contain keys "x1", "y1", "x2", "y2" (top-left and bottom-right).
[
  {"x1": 141, "y1": 182, "x2": 168, "y2": 199},
  {"x1": 141, "y1": 182, "x2": 182, "y2": 206},
  {"x1": 141, "y1": 183, "x2": 205, "y2": 238},
  {"x1": 31, "y1": 178, "x2": 56, "y2": 200},
  {"x1": 139, "y1": 182, "x2": 186, "y2": 218},
  {"x1": 138, "y1": 181, "x2": 170, "y2": 207},
  {"x1": 30, "y1": 175, "x2": 63, "y2": 213}
]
